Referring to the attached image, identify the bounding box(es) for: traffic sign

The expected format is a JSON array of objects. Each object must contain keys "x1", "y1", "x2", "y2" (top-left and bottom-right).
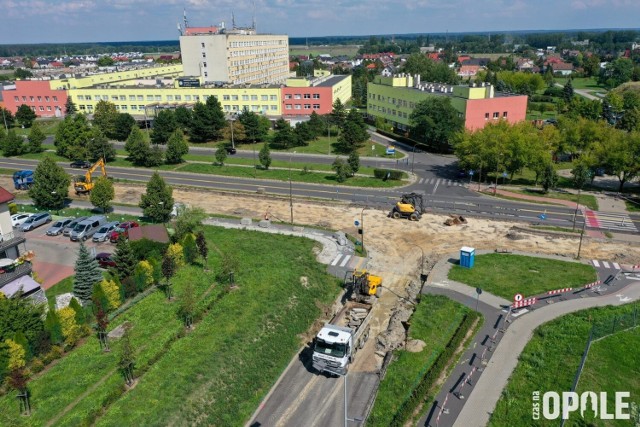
[
  {"x1": 354, "y1": 219, "x2": 360, "y2": 227},
  {"x1": 476, "y1": 287, "x2": 482, "y2": 295},
  {"x1": 469, "y1": 170, "x2": 474, "y2": 176},
  {"x1": 514, "y1": 293, "x2": 524, "y2": 302},
  {"x1": 502, "y1": 171, "x2": 508, "y2": 178}
]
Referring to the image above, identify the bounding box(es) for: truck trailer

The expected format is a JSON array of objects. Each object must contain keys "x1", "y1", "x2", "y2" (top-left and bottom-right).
[{"x1": 311, "y1": 301, "x2": 373, "y2": 376}]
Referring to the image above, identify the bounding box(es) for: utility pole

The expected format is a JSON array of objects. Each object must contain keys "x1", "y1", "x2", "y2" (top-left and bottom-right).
[{"x1": 577, "y1": 215, "x2": 587, "y2": 259}]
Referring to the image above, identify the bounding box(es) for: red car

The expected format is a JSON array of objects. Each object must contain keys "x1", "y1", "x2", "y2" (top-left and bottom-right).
[
  {"x1": 109, "y1": 221, "x2": 140, "y2": 243},
  {"x1": 95, "y1": 253, "x2": 116, "y2": 268}
]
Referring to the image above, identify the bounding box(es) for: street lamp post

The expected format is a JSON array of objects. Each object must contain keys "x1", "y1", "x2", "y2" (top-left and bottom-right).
[
  {"x1": 411, "y1": 144, "x2": 416, "y2": 173},
  {"x1": 572, "y1": 188, "x2": 582, "y2": 231},
  {"x1": 1, "y1": 107, "x2": 8, "y2": 131},
  {"x1": 360, "y1": 206, "x2": 367, "y2": 254},
  {"x1": 577, "y1": 214, "x2": 587, "y2": 259},
  {"x1": 289, "y1": 152, "x2": 295, "y2": 227},
  {"x1": 229, "y1": 114, "x2": 236, "y2": 150}
]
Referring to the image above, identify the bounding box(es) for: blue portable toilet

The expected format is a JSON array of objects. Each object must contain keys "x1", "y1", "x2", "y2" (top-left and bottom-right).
[{"x1": 460, "y1": 246, "x2": 475, "y2": 268}]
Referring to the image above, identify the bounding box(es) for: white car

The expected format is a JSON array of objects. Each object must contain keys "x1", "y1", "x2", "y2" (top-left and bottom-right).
[{"x1": 11, "y1": 213, "x2": 33, "y2": 228}]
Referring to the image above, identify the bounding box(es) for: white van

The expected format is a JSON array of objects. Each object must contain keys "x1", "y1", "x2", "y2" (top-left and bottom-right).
[{"x1": 70, "y1": 215, "x2": 108, "y2": 241}]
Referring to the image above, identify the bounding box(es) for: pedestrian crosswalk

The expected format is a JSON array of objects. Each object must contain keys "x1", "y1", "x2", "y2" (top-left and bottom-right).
[
  {"x1": 584, "y1": 209, "x2": 638, "y2": 232},
  {"x1": 329, "y1": 252, "x2": 366, "y2": 272},
  {"x1": 330, "y1": 253, "x2": 353, "y2": 268},
  {"x1": 417, "y1": 178, "x2": 464, "y2": 187},
  {"x1": 591, "y1": 259, "x2": 621, "y2": 270}
]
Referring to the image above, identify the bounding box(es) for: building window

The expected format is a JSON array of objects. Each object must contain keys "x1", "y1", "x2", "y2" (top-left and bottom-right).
[
  {"x1": 121, "y1": 105, "x2": 127, "y2": 110},
  {"x1": 202, "y1": 62, "x2": 207, "y2": 67},
  {"x1": 270, "y1": 105, "x2": 277, "y2": 110},
  {"x1": 185, "y1": 95, "x2": 192, "y2": 101},
  {"x1": 261, "y1": 95, "x2": 268, "y2": 101},
  {"x1": 232, "y1": 95, "x2": 238, "y2": 101},
  {"x1": 242, "y1": 95, "x2": 249, "y2": 101},
  {"x1": 270, "y1": 95, "x2": 277, "y2": 101},
  {"x1": 129, "y1": 95, "x2": 136, "y2": 101},
  {"x1": 139, "y1": 105, "x2": 145, "y2": 110},
  {"x1": 86, "y1": 95, "x2": 92, "y2": 100},
  {"x1": 201, "y1": 42, "x2": 205, "y2": 48},
  {"x1": 119, "y1": 95, "x2": 126, "y2": 101},
  {"x1": 303, "y1": 94, "x2": 311, "y2": 99},
  {"x1": 53, "y1": 96, "x2": 58, "y2": 102},
  {"x1": 111, "y1": 96, "x2": 118, "y2": 101},
  {"x1": 294, "y1": 94, "x2": 301, "y2": 99},
  {"x1": 175, "y1": 95, "x2": 181, "y2": 101},
  {"x1": 79, "y1": 105, "x2": 86, "y2": 110},
  {"x1": 285, "y1": 94, "x2": 291, "y2": 100},
  {"x1": 503, "y1": 111, "x2": 508, "y2": 118},
  {"x1": 46, "y1": 106, "x2": 51, "y2": 111},
  {"x1": 294, "y1": 104, "x2": 301, "y2": 110},
  {"x1": 202, "y1": 52, "x2": 206, "y2": 58},
  {"x1": 154, "y1": 95, "x2": 161, "y2": 101},
  {"x1": 194, "y1": 95, "x2": 200, "y2": 101},
  {"x1": 45, "y1": 96, "x2": 50, "y2": 102},
  {"x1": 251, "y1": 95, "x2": 258, "y2": 101},
  {"x1": 223, "y1": 95, "x2": 230, "y2": 101},
  {"x1": 493, "y1": 112, "x2": 499, "y2": 119},
  {"x1": 21, "y1": 96, "x2": 27, "y2": 101},
  {"x1": 285, "y1": 104, "x2": 292, "y2": 110},
  {"x1": 131, "y1": 105, "x2": 138, "y2": 110},
  {"x1": 30, "y1": 96, "x2": 34, "y2": 102},
  {"x1": 485, "y1": 113, "x2": 490, "y2": 120},
  {"x1": 252, "y1": 105, "x2": 259, "y2": 111},
  {"x1": 304, "y1": 104, "x2": 311, "y2": 109},
  {"x1": 147, "y1": 95, "x2": 154, "y2": 101},
  {"x1": 77, "y1": 95, "x2": 84, "y2": 101},
  {"x1": 39, "y1": 106, "x2": 44, "y2": 111},
  {"x1": 313, "y1": 94, "x2": 320, "y2": 99}
]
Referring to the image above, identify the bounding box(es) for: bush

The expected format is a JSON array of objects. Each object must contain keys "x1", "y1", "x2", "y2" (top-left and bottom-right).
[
  {"x1": 30, "y1": 357, "x2": 44, "y2": 374},
  {"x1": 42, "y1": 345, "x2": 64, "y2": 365},
  {"x1": 7, "y1": 203, "x2": 17, "y2": 215},
  {"x1": 373, "y1": 169, "x2": 403, "y2": 180},
  {"x1": 100, "y1": 278, "x2": 122, "y2": 311},
  {"x1": 133, "y1": 261, "x2": 154, "y2": 292},
  {"x1": 57, "y1": 307, "x2": 81, "y2": 348},
  {"x1": 167, "y1": 243, "x2": 185, "y2": 268},
  {"x1": 130, "y1": 238, "x2": 168, "y2": 261}
]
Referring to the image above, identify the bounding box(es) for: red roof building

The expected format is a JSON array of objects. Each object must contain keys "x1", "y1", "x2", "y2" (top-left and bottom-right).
[{"x1": 0, "y1": 186, "x2": 15, "y2": 204}]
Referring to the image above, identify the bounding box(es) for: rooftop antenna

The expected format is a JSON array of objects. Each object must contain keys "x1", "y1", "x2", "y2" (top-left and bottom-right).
[
  {"x1": 252, "y1": 0, "x2": 256, "y2": 31},
  {"x1": 183, "y1": 8, "x2": 188, "y2": 30},
  {"x1": 177, "y1": 22, "x2": 183, "y2": 36},
  {"x1": 232, "y1": 11, "x2": 236, "y2": 29}
]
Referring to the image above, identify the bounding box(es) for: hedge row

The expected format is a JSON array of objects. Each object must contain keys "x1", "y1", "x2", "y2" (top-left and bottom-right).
[
  {"x1": 387, "y1": 311, "x2": 480, "y2": 427},
  {"x1": 373, "y1": 169, "x2": 404, "y2": 180}
]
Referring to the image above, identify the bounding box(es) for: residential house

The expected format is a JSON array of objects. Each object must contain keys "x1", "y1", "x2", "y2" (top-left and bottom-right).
[{"x1": 458, "y1": 65, "x2": 482, "y2": 78}]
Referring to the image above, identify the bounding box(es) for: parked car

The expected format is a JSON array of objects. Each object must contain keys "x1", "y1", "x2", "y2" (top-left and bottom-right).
[
  {"x1": 95, "y1": 252, "x2": 116, "y2": 268},
  {"x1": 92, "y1": 221, "x2": 120, "y2": 242},
  {"x1": 109, "y1": 221, "x2": 140, "y2": 243},
  {"x1": 70, "y1": 160, "x2": 92, "y2": 169},
  {"x1": 21, "y1": 212, "x2": 52, "y2": 231},
  {"x1": 63, "y1": 217, "x2": 88, "y2": 237},
  {"x1": 70, "y1": 215, "x2": 108, "y2": 241},
  {"x1": 225, "y1": 146, "x2": 237, "y2": 155},
  {"x1": 171, "y1": 203, "x2": 186, "y2": 217},
  {"x1": 11, "y1": 213, "x2": 33, "y2": 228},
  {"x1": 46, "y1": 218, "x2": 73, "y2": 236}
]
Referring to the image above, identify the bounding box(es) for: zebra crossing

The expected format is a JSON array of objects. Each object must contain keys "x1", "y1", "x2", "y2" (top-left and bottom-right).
[
  {"x1": 591, "y1": 259, "x2": 621, "y2": 270},
  {"x1": 417, "y1": 178, "x2": 464, "y2": 187},
  {"x1": 330, "y1": 253, "x2": 354, "y2": 268},
  {"x1": 584, "y1": 209, "x2": 638, "y2": 232}
]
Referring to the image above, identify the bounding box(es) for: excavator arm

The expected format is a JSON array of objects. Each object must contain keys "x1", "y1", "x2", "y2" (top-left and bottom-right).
[{"x1": 74, "y1": 158, "x2": 107, "y2": 194}]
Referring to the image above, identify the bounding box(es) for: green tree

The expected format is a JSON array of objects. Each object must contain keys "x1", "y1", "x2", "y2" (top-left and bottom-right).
[
  {"x1": 2, "y1": 130, "x2": 25, "y2": 156},
  {"x1": 222, "y1": 119, "x2": 246, "y2": 146},
  {"x1": 12, "y1": 331, "x2": 31, "y2": 362},
  {"x1": 73, "y1": 241, "x2": 103, "y2": 304},
  {"x1": 27, "y1": 122, "x2": 46, "y2": 153},
  {"x1": 28, "y1": 156, "x2": 70, "y2": 209},
  {"x1": 150, "y1": 109, "x2": 177, "y2": 145},
  {"x1": 562, "y1": 79, "x2": 574, "y2": 102},
  {"x1": 0, "y1": 107, "x2": 15, "y2": 128},
  {"x1": 332, "y1": 157, "x2": 352, "y2": 183},
  {"x1": 238, "y1": 110, "x2": 269, "y2": 142},
  {"x1": 87, "y1": 129, "x2": 116, "y2": 162},
  {"x1": 14, "y1": 68, "x2": 33, "y2": 79},
  {"x1": 139, "y1": 172, "x2": 174, "y2": 223},
  {"x1": 409, "y1": 97, "x2": 464, "y2": 152},
  {"x1": 272, "y1": 119, "x2": 297, "y2": 149},
  {"x1": 214, "y1": 146, "x2": 227, "y2": 165},
  {"x1": 64, "y1": 97, "x2": 77, "y2": 115},
  {"x1": 540, "y1": 163, "x2": 559, "y2": 193},
  {"x1": 90, "y1": 176, "x2": 115, "y2": 212},
  {"x1": 113, "y1": 236, "x2": 136, "y2": 280},
  {"x1": 294, "y1": 122, "x2": 314, "y2": 146},
  {"x1": 113, "y1": 113, "x2": 136, "y2": 141},
  {"x1": 401, "y1": 53, "x2": 459, "y2": 84},
  {"x1": 595, "y1": 129, "x2": 640, "y2": 192},
  {"x1": 189, "y1": 97, "x2": 226, "y2": 143},
  {"x1": 97, "y1": 56, "x2": 115, "y2": 66},
  {"x1": 175, "y1": 206, "x2": 206, "y2": 241},
  {"x1": 68, "y1": 297, "x2": 86, "y2": 325},
  {"x1": 161, "y1": 252, "x2": 176, "y2": 299},
  {"x1": 181, "y1": 233, "x2": 198, "y2": 265},
  {"x1": 15, "y1": 104, "x2": 37, "y2": 128},
  {"x1": 92, "y1": 100, "x2": 119, "y2": 139},
  {"x1": 598, "y1": 58, "x2": 634, "y2": 88},
  {"x1": 118, "y1": 329, "x2": 135, "y2": 385},
  {"x1": 148, "y1": 144, "x2": 165, "y2": 167},
  {"x1": 330, "y1": 99, "x2": 347, "y2": 128},
  {"x1": 347, "y1": 151, "x2": 360, "y2": 176},
  {"x1": 165, "y1": 129, "x2": 189, "y2": 164},
  {"x1": 124, "y1": 126, "x2": 152, "y2": 166},
  {"x1": 0, "y1": 294, "x2": 45, "y2": 348},
  {"x1": 174, "y1": 106, "x2": 192, "y2": 132},
  {"x1": 44, "y1": 310, "x2": 63, "y2": 345},
  {"x1": 54, "y1": 114, "x2": 92, "y2": 159},
  {"x1": 307, "y1": 111, "x2": 326, "y2": 138},
  {"x1": 259, "y1": 143, "x2": 272, "y2": 170},
  {"x1": 177, "y1": 282, "x2": 195, "y2": 328}
]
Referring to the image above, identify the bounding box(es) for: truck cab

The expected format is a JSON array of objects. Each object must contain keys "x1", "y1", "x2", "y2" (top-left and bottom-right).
[{"x1": 312, "y1": 325, "x2": 353, "y2": 376}]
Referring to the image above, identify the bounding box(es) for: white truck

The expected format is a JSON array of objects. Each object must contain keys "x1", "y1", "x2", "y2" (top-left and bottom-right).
[{"x1": 311, "y1": 301, "x2": 373, "y2": 376}]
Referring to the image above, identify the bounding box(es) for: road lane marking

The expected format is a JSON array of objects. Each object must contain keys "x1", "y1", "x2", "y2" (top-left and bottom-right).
[
  {"x1": 330, "y1": 254, "x2": 342, "y2": 266},
  {"x1": 339, "y1": 255, "x2": 352, "y2": 267},
  {"x1": 603, "y1": 261, "x2": 610, "y2": 268},
  {"x1": 592, "y1": 260, "x2": 600, "y2": 267}
]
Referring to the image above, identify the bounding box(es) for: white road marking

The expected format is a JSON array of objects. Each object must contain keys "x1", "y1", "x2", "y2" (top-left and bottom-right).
[
  {"x1": 339, "y1": 255, "x2": 351, "y2": 267},
  {"x1": 603, "y1": 261, "x2": 610, "y2": 268},
  {"x1": 592, "y1": 260, "x2": 600, "y2": 267},
  {"x1": 613, "y1": 262, "x2": 620, "y2": 270},
  {"x1": 330, "y1": 254, "x2": 342, "y2": 266}
]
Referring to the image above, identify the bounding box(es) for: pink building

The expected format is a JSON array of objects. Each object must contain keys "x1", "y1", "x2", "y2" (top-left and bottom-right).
[
  {"x1": 281, "y1": 76, "x2": 347, "y2": 116},
  {"x1": 2, "y1": 80, "x2": 67, "y2": 118},
  {"x1": 464, "y1": 95, "x2": 528, "y2": 131}
]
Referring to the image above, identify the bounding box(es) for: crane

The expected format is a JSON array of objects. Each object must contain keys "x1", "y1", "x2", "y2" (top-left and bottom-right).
[{"x1": 74, "y1": 158, "x2": 107, "y2": 194}]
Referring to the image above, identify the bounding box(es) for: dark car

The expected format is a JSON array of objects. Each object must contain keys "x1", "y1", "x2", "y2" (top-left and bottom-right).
[
  {"x1": 70, "y1": 160, "x2": 91, "y2": 169},
  {"x1": 109, "y1": 221, "x2": 140, "y2": 243},
  {"x1": 95, "y1": 252, "x2": 116, "y2": 268},
  {"x1": 225, "y1": 146, "x2": 237, "y2": 155}
]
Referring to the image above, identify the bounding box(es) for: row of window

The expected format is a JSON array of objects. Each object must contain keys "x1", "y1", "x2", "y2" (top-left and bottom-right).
[
  {"x1": 284, "y1": 93, "x2": 321, "y2": 100},
  {"x1": 369, "y1": 93, "x2": 416, "y2": 109},
  {"x1": 486, "y1": 112, "x2": 508, "y2": 119},
  {"x1": 14, "y1": 95, "x2": 59, "y2": 103},
  {"x1": 228, "y1": 40, "x2": 286, "y2": 48},
  {"x1": 231, "y1": 54, "x2": 288, "y2": 67},
  {"x1": 223, "y1": 105, "x2": 277, "y2": 112},
  {"x1": 229, "y1": 47, "x2": 287, "y2": 57},
  {"x1": 369, "y1": 105, "x2": 409, "y2": 119},
  {"x1": 222, "y1": 94, "x2": 278, "y2": 101},
  {"x1": 284, "y1": 104, "x2": 321, "y2": 110},
  {"x1": 76, "y1": 104, "x2": 281, "y2": 113},
  {"x1": 76, "y1": 93, "x2": 223, "y2": 102},
  {"x1": 27, "y1": 105, "x2": 61, "y2": 112}
]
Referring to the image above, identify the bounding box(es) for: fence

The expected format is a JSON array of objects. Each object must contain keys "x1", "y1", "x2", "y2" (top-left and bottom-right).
[{"x1": 561, "y1": 304, "x2": 639, "y2": 427}]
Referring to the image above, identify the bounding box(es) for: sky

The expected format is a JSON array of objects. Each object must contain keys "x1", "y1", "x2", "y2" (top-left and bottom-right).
[{"x1": 0, "y1": 0, "x2": 639, "y2": 45}]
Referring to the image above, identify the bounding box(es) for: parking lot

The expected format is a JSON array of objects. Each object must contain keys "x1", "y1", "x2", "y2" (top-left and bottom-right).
[{"x1": 16, "y1": 219, "x2": 116, "y2": 289}]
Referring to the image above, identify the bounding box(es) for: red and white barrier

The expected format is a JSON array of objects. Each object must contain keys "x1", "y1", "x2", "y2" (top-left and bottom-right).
[
  {"x1": 547, "y1": 287, "x2": 573, "y2": 295},
  {"x1": 436, "y1": 393, "x2": 450, "y2": 426},
  {"x1": 583, "y1": 280, "x2": 601, "y2": 289},
  {"x1": 512, "y1": 297, "x2": 537, "y2": 308}
]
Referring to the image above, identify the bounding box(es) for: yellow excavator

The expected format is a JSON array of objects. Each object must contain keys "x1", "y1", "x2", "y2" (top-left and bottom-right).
[
  {"x1": 74, "y1": 158, "x2": 107, "y2": 194},
  {"x1": 390, "y1": 192, "x2": 425, "y2": 221},
  {"x1": 350, "y1": 270, "x2": 382, "y2": 303}
]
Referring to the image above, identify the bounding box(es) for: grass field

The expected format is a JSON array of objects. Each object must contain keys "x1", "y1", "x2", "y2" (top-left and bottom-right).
[
  {"x1": 573, "y1": 327, "x2": 640, "y2": 426},
  {"x1": 448, "y1": 253, "x2": 597, "y2": 299},
  {"x1": 12, "y1": 119, "x2": 62, "y2": 137},
  {"x1": 368, "y1": 295, "x2": 470, "y2": 426},
  {"x1": 489, "y1": 304, "x2": 639, "y2": 427},
  {"x1": 556, "y1": 77, "x2": 605, "y2": 90},
  {"x1": 0, "y1": 226, "x2": 340, "y2": 426},
  {"x1": 497, "y1": 187, "x2": 599, "y2": 211}
]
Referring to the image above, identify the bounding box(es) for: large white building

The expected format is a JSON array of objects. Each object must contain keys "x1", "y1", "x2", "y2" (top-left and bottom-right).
[{"x1": 179, "y1": 25, "x2": 289, "y2": 86}]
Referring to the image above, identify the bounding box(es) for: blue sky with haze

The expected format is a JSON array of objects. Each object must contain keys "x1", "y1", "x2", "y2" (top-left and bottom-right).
[{"x1": 1, "y1": 0, "x2": 638, "y2": 45}]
